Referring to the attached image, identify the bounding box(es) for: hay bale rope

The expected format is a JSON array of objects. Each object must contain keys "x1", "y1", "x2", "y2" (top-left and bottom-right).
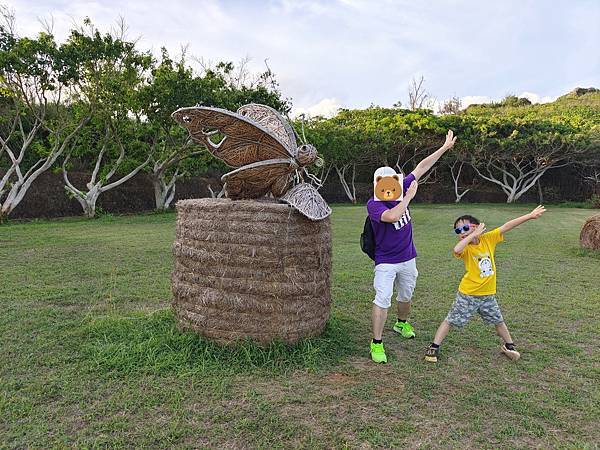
[
  {"x1": 171, "y1": 198, "x2": 332, "y2": 345},
  {"x1": 580, "y1": 213, "x2": 600, "y2": 250}
]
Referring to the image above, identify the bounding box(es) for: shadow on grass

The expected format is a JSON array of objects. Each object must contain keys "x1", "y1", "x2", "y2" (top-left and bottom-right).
[{"x1": 80, "y1": 309, "x2": 360, "y2": 377}]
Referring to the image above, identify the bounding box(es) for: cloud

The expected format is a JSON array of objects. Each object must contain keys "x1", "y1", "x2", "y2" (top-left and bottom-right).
[
  {"x1": 4, "y1": 0, "x2": 598, "y2": 112},
  {"x1": 460, "y1": 96, "x2": 494, "y2": 108},
  {"x1": 292, "y1": 98, "x2": 342, "y2": 118},
  {"x1": 454, "y1": 91, "x2": 556, "y2": 109},
  {"x1": 433, "y1": 90, "x2": 558, "y2": 112},
  {"x1": 518, "y1": 92, "x2": 555, "y2": 104}
]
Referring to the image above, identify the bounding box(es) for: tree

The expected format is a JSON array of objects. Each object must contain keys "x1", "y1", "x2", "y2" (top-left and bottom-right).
[
  {"x1": 499, "y1": 95, "x2": 532, "y2": 107},
  {"x1": 386, "y1": 109, "x2": 442, "y2": 185},
  {"x1": 439, "y1": 96, "x2": 462, "y2": 115},
  {"x1": 466, "y1": 115, "x2": 590, "y2": 203},
  {"x1": 138, "y1": 51, "x2": 290, "y2": 210},
  {"x1": 305, "y1": 107, "x2": 397, "y2": 202},
  {"x1": 408, "y1": 75, "x2": 434, "y2": 110},
  {"x1": 0, "y1": 10, "x2": 92, "y2": 222},
  {"x1": 461, "y1": 89, "x2": 600, "y2": 200},
  {"x1": 448, "y1": 160, "x2": 470, "y2": 203},
  {"x1": 60, "y1": 19, "x2": 153, "y2": 218},
  {"x1": 304, "y1": 107, "x2": 445, "y2": 201},
  {"x1": 63, "y1": 120, "x2": 150, "y2": 218},
  {"x1": 136, "y1": 49, "x2": 209, "y2": 210},
  {"x1": 304, "y1": 114, "x2": 360, "y2": 202}
]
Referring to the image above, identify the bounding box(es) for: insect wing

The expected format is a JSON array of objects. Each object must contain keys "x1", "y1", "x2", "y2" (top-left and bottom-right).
[
  {"x1": 236, "y1": 104, "x2": 297, "y2": 157},
  {"x1": 172, "y1": 106, "x2": 292, "y2": 167},
  {"x1": 280, "y1": 183, "x2": 332, "y2": 221}
]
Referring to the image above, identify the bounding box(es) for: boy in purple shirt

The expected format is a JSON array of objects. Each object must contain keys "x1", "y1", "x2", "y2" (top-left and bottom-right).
[{"x1": 367, "y1": 130, "x2": 457, "y2": 363}]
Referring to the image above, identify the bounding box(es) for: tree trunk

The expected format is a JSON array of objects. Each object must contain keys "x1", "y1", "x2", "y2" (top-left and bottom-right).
[
  {"x1": 150, "y1": 168, "x2": 180, "y2": 210},
  {"x1": 454, "y1": 191, "x2": 470, "y2": 203},
  {"x1": 83, "y1": 195, "x2": 98, "y2": 218},
  {"x1": 152, "y1": 175, "x2": 168, "y2": 210},
  {"x1": 350, "y1": 163, "x2": 357, "y2": 204},
  {"x1": 335, "y1": 164, "x2": 357, "y2": 203},
  {"x1": 207, "y1": 185, "x2": 225, "y2": 198},
  {"x1": 451, "y1": 161, "x2": 470, "y2": 203},
  {"x1": 506, "y1": 191, "x2": 517, "y2": 203},
  {"x1": 69, "y1": 188, "x2": 100, "y2": 218},
  {"x1": 537, "y1": 179, "x2": 544, "y2": 204}
]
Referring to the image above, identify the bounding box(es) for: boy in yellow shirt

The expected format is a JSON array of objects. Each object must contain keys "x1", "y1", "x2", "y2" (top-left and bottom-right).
[{"x1": 424, "y1": 205, "x2": 546, "y2": 363}]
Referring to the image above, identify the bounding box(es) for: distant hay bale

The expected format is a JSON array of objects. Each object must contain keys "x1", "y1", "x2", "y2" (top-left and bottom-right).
[
  {"x1": 580, "y1": 214, "x2": 600, "y2": 250},
  {"x1": 171, "y1": 198, "x2": 332, "y2": 345}
]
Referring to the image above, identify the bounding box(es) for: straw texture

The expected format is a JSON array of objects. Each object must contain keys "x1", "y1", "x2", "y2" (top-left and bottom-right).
[
  {"x1": 580, "y1": 213, "x2": 600, "y2": 250},
  {"x1": 171, "y1": 198, "x2": 332, "y2": 345}
]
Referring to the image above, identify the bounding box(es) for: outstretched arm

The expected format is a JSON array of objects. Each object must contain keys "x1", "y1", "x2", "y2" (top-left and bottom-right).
[
  {"x1": 412, "y1": 130, "x2": 457, "y2": 181},
  {"x1": 499, "y1": 205, "x2": 546, "y2": 235}
]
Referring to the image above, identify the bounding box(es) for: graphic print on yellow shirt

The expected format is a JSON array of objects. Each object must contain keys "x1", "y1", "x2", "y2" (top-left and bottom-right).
[{"x1": 455, "y1": 227, "x2": 504, "y2": 296}]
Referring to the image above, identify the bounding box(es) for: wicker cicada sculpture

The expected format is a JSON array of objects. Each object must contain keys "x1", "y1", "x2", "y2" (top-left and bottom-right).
[
  {"x1": 170, "y1": 104, "x2": 332, "y2": 345},
  {"x1": 171, "y1": 103, "x2": 331, "y2": 220}
]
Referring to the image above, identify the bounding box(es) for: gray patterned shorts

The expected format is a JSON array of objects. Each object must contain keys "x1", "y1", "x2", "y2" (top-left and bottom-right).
[{"x1": 446, "y1": 292, "x2": 504, "y2": 327}]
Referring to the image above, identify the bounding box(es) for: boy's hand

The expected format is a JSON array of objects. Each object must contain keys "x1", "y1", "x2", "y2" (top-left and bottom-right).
[
  {"x1": 441, "y1": 130, "x2": 457, "y2": 151},
  {"x1": 471, "y1": 222, "x2": 486, "y2": 237},
  {"x1": 405, "y1": 180, "x2": 418, "y2": 199},
  {"x1": 528, "y1": 205, "x2": 546, "y2": 219}
]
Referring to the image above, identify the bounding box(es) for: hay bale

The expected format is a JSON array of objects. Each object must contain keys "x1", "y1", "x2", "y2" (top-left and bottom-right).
[
  {"x1": 580, "y1": 214, "x2": 600, "y2": 250},
  {"x1": 171, "y1": 198, "x2": 332, "y2": 345}
]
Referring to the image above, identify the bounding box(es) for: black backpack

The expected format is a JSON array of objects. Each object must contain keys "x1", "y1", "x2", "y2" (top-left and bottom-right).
[{"x1": 360, "y1": 216, "x2": 376, "y2": 260}]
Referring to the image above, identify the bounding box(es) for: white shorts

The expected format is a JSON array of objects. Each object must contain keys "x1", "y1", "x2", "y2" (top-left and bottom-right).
[{"x1": 373, "y1": 259, "x2": 418, "y2": 309}]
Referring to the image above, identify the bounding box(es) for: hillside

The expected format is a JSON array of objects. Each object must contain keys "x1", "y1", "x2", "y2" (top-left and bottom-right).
[{"x1": 463, "y1": 87, "x2": 600, "y2": 123}]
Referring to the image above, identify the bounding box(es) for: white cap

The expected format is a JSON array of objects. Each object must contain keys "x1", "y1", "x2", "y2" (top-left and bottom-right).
[{"x1": 373, "y1": 166, "x2": 397, "y2": 183}]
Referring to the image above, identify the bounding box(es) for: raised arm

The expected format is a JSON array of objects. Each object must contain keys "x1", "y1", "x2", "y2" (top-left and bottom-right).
[
  {"x1": 381, "y1": 180, "x2": 418, "y2": 223},
  {"x1": 454, "y1": 223, "x2": 486, "y2": 255},
  {"x1": 499, "y1": 205, "x2": 546, "y2": 235},
  {"x1": 412, "y1": 130, "x2": 457, "y2": 181}
]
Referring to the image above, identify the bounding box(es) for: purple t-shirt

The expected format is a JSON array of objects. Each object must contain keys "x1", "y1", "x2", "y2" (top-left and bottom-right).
[{"x1": 367, "y1": 172, "x2": 417, "y2": 265}]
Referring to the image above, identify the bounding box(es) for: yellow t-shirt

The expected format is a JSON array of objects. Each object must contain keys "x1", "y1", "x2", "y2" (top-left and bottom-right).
[{"x1": 455, "y1": 228, "x2": 504, "y2": 296}]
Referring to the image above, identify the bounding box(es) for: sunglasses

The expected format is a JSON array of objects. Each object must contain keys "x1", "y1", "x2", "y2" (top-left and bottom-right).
[{"x1": 454, "y1": 224, "x2": 471, "y2": 234}]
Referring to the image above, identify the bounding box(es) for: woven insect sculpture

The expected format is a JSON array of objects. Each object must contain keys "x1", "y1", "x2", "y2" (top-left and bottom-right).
[{"x1": 172, "y1": 103, "x2": 331, "y2": 221}]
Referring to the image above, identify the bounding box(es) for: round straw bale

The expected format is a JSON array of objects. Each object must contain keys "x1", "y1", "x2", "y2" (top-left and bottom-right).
[
  {"x1": 580, "y1": 213, "x2": 600, "y2": 250},
  {"x1": 171, "y1": 198, "x2": 332, "y2": 345}
]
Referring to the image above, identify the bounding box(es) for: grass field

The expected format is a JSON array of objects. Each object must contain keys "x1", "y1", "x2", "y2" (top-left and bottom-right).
[{"x1": 1, "y1": 204, "x2": 599, "y2": 448}]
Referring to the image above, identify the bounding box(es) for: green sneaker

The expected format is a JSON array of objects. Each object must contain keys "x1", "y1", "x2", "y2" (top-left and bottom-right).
[
  {"x1": 393, "y1": 320, "x2": 415, "y2": 339},
  {"x1": 370, "y1": 341, "x2": 387, "y2": 363}
]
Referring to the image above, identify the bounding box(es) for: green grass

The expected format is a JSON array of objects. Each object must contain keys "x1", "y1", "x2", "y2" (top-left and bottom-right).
[{"x1": 1, "y1": 205, "x2": 599, "y2": 448}]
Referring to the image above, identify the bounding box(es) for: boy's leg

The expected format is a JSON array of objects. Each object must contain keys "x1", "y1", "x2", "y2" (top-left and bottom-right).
[
  {"x1": 479, "y1": 296, "x2": 520, "y2": 361},
  {"x1": 445, "y1": 292, "x2": 478, "y2": 329},
  {"x1": 425, "y1": 292, "x2": 478, "y2": 362},
  {"x1": 495, "y1": 322, "x2": 513, "y2": 344},
  {"x1": 497, "y1": 322, "x2": 520, "y2": 360},
  {"x1": 372, "y1": 304, "x2": 388, "y2": 341},
  {"x1": 425, "y1": 320, "x2": 451, "y2": 363},
  {"x1": 393, "y1": 259, "x2": 418, "y2": 338},
  {"x1": 397, "y1": 301, "x2": 411, "y2": 321},
  {"x1": 432, "y1": 320, "x2": 451, "y2": 345},
  {"x1": 371, "y1": 264, "x2": 396, "y2": 363}
]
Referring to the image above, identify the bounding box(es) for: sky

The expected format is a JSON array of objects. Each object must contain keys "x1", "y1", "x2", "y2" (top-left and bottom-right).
[{"x1": 5, "y1": 0, "x2": 600, "y2": 117}]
